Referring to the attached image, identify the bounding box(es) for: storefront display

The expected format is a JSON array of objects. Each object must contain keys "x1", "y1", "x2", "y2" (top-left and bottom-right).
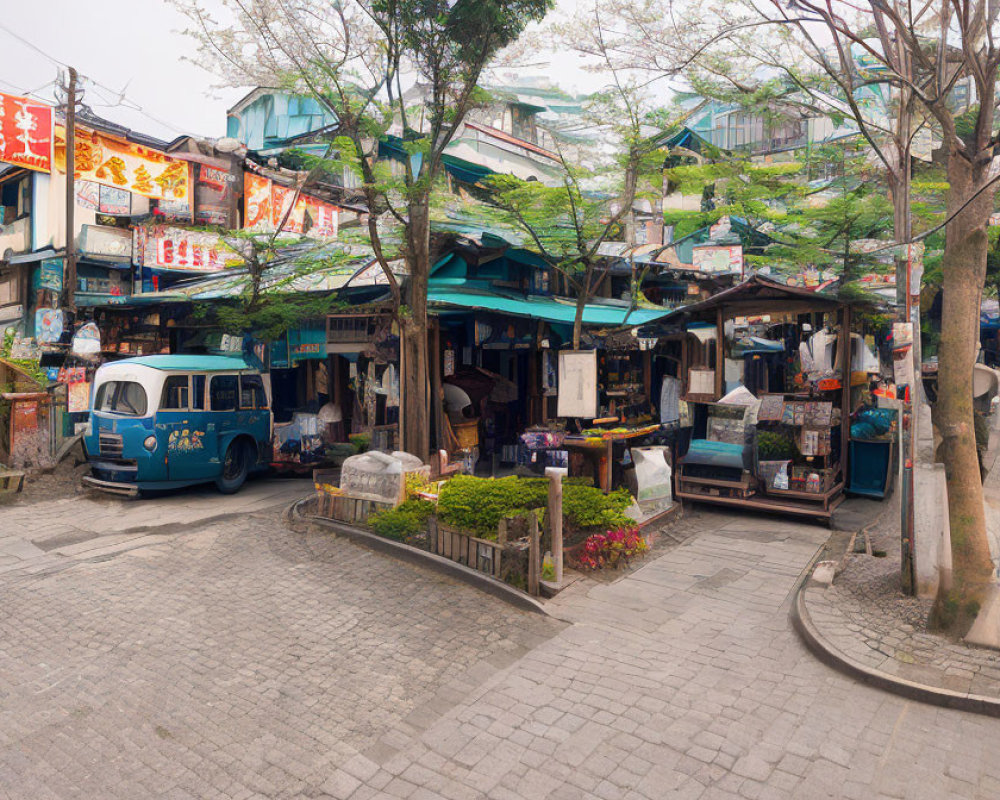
[{"x1": 663, "y1": 275, "x2": 883, "y2": 520}]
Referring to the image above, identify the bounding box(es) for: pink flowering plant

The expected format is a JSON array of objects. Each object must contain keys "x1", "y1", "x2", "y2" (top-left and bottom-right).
[{"x1": 575, "y1": 526, "x2": 648, "y2": 570}]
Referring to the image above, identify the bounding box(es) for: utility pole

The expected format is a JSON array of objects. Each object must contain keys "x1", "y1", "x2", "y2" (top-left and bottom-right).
[{"x1": 63, "y1": 67, "x2": 77, "y2": 312}]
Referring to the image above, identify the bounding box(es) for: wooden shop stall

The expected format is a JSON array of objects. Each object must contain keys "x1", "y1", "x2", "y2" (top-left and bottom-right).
[{"x1": 665, "y1": 275, "x2": 873, "y2": 521}]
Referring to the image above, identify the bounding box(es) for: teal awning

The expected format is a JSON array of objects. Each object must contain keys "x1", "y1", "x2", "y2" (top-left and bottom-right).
[
  {"x1": 429, "y1": 289, "x2": 670, "y2": 326},
  {"x1": 441, "y1": 154, "x2": 494, "y2": 184}
]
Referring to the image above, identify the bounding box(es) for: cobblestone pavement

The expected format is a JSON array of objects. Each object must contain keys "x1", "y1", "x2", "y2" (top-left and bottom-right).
[
  {"x1": 801, "y1": 443, "x2": 1000, "y2": 701},
  {"x1": 803, "y1": 507, "x2": 1000, "y2": 699},
  {"x1": 0, "y1": 477, "x2": 310, "y2": 576},
  {"x1": 3, "y1": 500, "x2": 1000, "y2": 799}
]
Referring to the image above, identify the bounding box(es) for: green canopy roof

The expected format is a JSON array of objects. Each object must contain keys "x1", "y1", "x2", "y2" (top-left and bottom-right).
[
  {"x1": 114, "y1": 355, "x2": 253, "y2": 371},
  {"x1": 428, "y1": 288, "x2": 669, "y2": 326}
]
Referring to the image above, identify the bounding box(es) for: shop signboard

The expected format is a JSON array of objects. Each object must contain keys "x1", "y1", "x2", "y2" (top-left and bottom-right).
[
  {"x1": 35, "y1": 258, "x2": 63, "y2": 292},
  {"x1": 80, "y1": 224, "x2": 133, "y2": 261},
  {"x1": 244, "y1": 172, "x2": 339, "y2": 238},
  {"x1": 270, "y1": 335, "x2": 290, "y2": 369},
  {"x1": 244, "y1": 173, "x2": 272, "y2": 230},
  {"x1": 557, "y1": 350, "x2": 598, "y2": 418},
  {"x1": 0, "y1": 92, "x2": 52, "y2": 173},
  {"x1": 55, "y1": 125, "x2": 190, "y2": 203},
  {"x1": 76, "y1": 180, "x2": 100, "y2": 210},
  {"x1": 195, "y1": 163, "x2": 238, "y2": 226},
  {"x1": 77, "y1": 181, "x2": 133, "y2": 214},
  {"x1": 134, "y1": 225, "x2": 242, "y2": 272},
  {"x1": 35, "y1": 307, "x2": 63, "y2": 344},
  {"x1": 289, "y1": 325, "x2": 326, "y2": 362},
  {"x1": 692, "y1": 244, "x2": 743, "y2": 275},
  {"x1": 99, "y1": 185, "x2": 131, "y2": 215}
]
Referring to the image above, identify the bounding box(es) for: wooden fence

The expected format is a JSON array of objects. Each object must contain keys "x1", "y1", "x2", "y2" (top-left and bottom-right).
[{"x1": 430, "y1": 514, "x2": 541, "y2": 595}]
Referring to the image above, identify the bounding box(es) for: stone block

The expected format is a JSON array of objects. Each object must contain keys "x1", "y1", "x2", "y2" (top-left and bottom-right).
[{"x1": 914, "y1": 461, "x2": 950, "y2": 599}]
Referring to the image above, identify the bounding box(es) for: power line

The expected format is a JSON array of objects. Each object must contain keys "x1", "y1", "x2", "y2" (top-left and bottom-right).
[
  {"x1": 0, "y1": 76, "x2": 56, "y2": 104},
  {"x1": 0, "y1": 21, "x2": 195, "y2": 138}
]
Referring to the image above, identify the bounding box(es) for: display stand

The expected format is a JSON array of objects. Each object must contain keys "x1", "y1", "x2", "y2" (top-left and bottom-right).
[{"x1": 668, "y1": 276, "x2": 857, "y2": 521}]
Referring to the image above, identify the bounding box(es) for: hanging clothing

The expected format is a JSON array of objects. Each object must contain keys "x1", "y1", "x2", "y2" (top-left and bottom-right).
[
  {"x1": 804, "y1": 329, "x2": 836, "y2": 372},
  {"x1": 660, "y1": 376, "x2": 682, "y2": 425}
]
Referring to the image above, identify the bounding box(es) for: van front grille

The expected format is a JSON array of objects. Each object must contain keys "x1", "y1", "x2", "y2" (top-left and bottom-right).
[{"x1": 99, "y1": 433, "x2": 123, "y2": 458}]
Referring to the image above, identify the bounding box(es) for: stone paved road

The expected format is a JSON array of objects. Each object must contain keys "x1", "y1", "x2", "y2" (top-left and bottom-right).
[{"x1": 2, "y1": 497, "x2": 1000, "y2": 799}]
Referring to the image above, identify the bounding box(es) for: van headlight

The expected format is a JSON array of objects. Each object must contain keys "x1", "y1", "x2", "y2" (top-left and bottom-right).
[{"x1": 143, "y1": 436, "x2": 157, "y2": 452}]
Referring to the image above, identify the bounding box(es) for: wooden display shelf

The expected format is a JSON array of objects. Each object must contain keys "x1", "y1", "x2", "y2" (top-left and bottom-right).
[
  {"x1": 675, "y1": 487, "x2": 845, "y2": 520},
  {"x1": 677, "y1": 473, "x2": 750, "y2": 491},
  {"x1": 681, "y1": 394, "x2": 718, "y2": 404},
  {"x1": 763, "y1": 482, "x2": 844, "y2": 502}
]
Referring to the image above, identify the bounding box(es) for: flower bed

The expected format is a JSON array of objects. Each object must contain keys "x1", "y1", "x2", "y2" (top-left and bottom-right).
[
  {"x1": 358, "y1": 474, "x2": 642, "y2": 593},
  {"x1": 572, "y1": 526, "x2": 649, "y2": 571}
]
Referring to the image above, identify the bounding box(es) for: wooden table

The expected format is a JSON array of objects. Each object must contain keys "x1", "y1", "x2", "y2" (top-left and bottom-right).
[{"x1": 563, "y1": 424, "x2": 660, "y2": 492}]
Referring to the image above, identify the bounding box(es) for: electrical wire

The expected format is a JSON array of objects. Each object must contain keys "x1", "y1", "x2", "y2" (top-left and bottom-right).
[
  {"x1": 0, "y1": 21, "x2": 195, "y2": 138},
  {"x1": 0, "y1": 76, "x2": 56, "y2": 105}
]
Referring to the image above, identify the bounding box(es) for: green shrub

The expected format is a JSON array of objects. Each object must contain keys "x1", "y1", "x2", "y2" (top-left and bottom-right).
[
  {"x1": 562, "y1": 485, "x2": 633, "y2": 531},
  {"x1": 436, "y1": 475, "x2": 632, "y2": 537},
  {"x1": 368, "y1": 499, "x2": 434, "y2": 541},
  {"x1": 437, "y1": 475, "x2": 548, "y2": 537}
]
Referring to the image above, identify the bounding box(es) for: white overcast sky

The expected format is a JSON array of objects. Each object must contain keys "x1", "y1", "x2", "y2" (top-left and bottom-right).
[{"x1": 0, "y1": 0, "x2": 607, "y2": 143}]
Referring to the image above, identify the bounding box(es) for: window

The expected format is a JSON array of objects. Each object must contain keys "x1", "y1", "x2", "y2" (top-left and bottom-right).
[
  {"x1": 210, "y1": 375, "x2": 238, "y2": 411},
  {"x1": 0, "y1": 174, "x2": 30, "y2": 221},
  {"x1": 240, "y1": 374, "x2": 267, "y2": 410},
  {"x1": 192, "y1": 374, "x2": 206, "y2": 410},
  {"x1": 160, "y1": 375, "x2": 190, "y2": 410},
  {"x1": 0, "y1": 269, "x2": 19, "y2": 305},
  {"x1": 94, "y1": 381, "x2": 147, "y2": 416}
]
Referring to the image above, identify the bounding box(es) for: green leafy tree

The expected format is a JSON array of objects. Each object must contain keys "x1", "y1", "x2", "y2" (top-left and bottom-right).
[
  {"x1": 176, "y1": 0, "x2": 552, "y2": 460},
  {"x1": 571, "y1": 0, "x2": 1000, "y2": 634},
  {"x1": 479, "y1": 79, "x2": 669, "y2": 348}
]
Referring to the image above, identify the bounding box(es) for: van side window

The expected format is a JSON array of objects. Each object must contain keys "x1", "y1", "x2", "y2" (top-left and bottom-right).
[
  {"x1": 240, "y1": 374, "x2": 267, "y2": 409},
  {"x1": 160, "y1": 376, "x2": 190, "y2": 410},
  {"x1": 210, "y1": 375, "x2": 238, "y2": 411},
  {"x1": 192, "y1": 375, "x2": 206, "y2": 410}
]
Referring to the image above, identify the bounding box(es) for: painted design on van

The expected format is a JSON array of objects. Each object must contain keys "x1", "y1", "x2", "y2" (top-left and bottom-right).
[{"x1": 168, "y1": 429, "x2": 205, "y2": 452}]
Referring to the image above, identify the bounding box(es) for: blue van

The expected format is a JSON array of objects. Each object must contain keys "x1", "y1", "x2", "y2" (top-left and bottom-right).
[{"x1": 82, "y1": 355, "x2": 272, "y2": 496}]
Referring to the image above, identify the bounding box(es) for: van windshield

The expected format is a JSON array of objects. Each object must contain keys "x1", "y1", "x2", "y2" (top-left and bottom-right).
[{"x1": 94, "y1": 381, "x2": 148, "y2": 417}]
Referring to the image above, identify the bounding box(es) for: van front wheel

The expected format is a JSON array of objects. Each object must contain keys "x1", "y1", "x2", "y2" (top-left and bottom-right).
[{"x1": 216, "y1": 441, "x2": 250, "y2": 494}]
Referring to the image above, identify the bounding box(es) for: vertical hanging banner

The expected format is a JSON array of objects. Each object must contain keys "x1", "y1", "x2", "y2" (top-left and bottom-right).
[
  {"x1": 0, "y1": 92, "x2": 53, "y2": 172},
  {"x1": 244, "y1": 173, "x2": 272, "y2": 230},
  {"x1": 195, "y1": 163, "x2": 237, "y2": 226},
  {"x1": 244, "y1": 171, "x2": 339, "y2": 238}
]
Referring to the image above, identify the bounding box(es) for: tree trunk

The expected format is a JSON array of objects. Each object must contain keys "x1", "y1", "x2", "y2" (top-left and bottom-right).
[
  {"x1": 401, "y1": 196, "x2": 431, "y2": 462},
  {"x1": 572, "y1": 261, "x2": 596, "y2": 350},
  {"x1": 932, "y1": 150, "x2": 996, "y2": 634}
]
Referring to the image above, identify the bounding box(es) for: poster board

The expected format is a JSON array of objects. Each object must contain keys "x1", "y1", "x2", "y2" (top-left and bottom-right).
[
  {"x1": 0, "y1": 92, "x2": 52, "y2": 173},
  {"x1": 557, "y1": 350, "x2": 598, "y2": 418},
  {"x1": 692, "y1": 244, "x2": 743, "y2": 275}
]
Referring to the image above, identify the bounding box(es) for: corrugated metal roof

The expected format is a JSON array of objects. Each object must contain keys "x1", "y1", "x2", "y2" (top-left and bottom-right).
[{"x1": 429, "y1": 288, "x2": 669, "y2": 326}]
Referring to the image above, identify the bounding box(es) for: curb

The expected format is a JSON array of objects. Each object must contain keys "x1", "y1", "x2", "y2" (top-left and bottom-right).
[
  {"x1": 287, "y1": 498, "x2": 551, "y2": 617},
  {"x1": 791, "y1": 579, "x2": 1000, "y2": 718}
]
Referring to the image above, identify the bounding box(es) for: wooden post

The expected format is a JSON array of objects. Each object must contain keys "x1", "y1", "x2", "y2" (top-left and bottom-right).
[
  {"x1": 63, "y1": 67, "x2": 78, "y2": 312},
  {"x1": 546, "y1": 466, "x2": 566, "y2": 585},
  {"x1": 840, "y1": 304, "x2": 852, "y2": 485},
  {"x1": 643, "y1": 350, "x2": 652, "y2": 404},
  {"x1": 430, "y1": 319, "x2": 443, "y2": 458},
  {"x1": 428, "y1": 517, "x2": 439, "y2": 555},
  {"x1": 681, "y1": 334, "x2": 689, "y2": 396},
  {"x1": 715, "y1": 306, "x2": 724, "y2": 399},
  {"x1": 528, "y1": 513, "x2": 540, "y2": 597}
]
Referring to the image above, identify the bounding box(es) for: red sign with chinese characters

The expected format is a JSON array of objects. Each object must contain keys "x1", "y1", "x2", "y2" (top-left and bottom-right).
[{"x1": 0, "y1": 92, "x2": 52, "y2": 173}]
